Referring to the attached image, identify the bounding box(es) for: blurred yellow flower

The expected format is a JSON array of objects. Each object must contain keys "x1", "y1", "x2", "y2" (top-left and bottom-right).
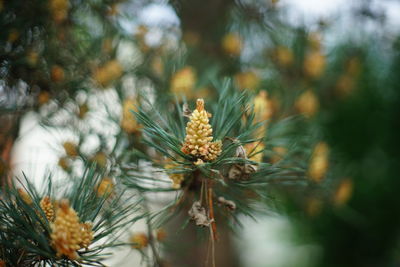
[
  {"x1": 51, "y1": 65, "x2": 65, "y2": 82},
  {"x1": 93, "y1": 60, "x2": 123, "y2": 87},
  {"x1": 78, "y1": 103, "x2": 89, "y2": 119},
  {"x1": 156, "y1": 228, "x2": 167, "y2": 242},
  {"x1": 252, "y1": 91, "x2": 273, "y2": 138},
  {"x1": 165, "y1": 162, "x2": 184, "y2": 189},
  {"x1": 274, "y1": 46, "x2": 294, "y2": 67},
  {"x1": 270, "y1": 146, "x2": 287, "y2": 164},
  {"x1": 26, "y1": 51, "x2": 39, "y2": 66},
  {"x1": 130, "y1": 232, "x2": 148, "y2": 249},
  {"x1": 245, "y1": 142, "x2": 265, "y2": 163},
  {"x1": 151, "y1": 57, "x2": 164, "y2": 77},
  {"x1": 295, "y1": 90, "x2": 319, "y2": 118},
  {"x1": 308, "y1": 32, "x2": 323, "y2": 51},
  {"x1": 308, "y1": 142, "x2": 329, "y2": 183},
  {"x1": 170, "y1": 66, "x2": 196, "y2": 96},
  {"x1": 306, "y1": 197, "x2": 323, "y2": 217},
  {"x1": 8, "y1": 29, "x2": 19, "y2": 43},
  {"x1": 17, "y1": 188, "x2": 32, "y2": 205},
  {"x1": 183, "y1": 31, "x2": 200, "y2": 46},
  {"x1": 58, "y1": 156, "x2": 70, "y2": 171},
  {"x1": 91, "y1": 152, "x2": 107, "y2": 168},
  {"x1": 235, "y1": 71, "x2": 260, "y2": 91},
  {"x1": 38, "y1": 91, "x2": 51, "y2": 106},
  {"x1": 334, "y1": 178, "x2": 353, "y2": 206},
  {"x1": 121, "y1": 98, "x2": 140, "y2": 134},
  {"x1": 222, "y1": 33, "x2": 242, "y2": 56},
  {"x1": 303, "y1": 51, "x2": 326, "y2": 79},
  {"x1": 96, "y1": 177, "x2": 114, "y2": 198},
  {"x1": 49, "y1": 0, "x2": 69, "y2": 24},
  {"x1": 336, "y1": 74, "x2": 355, "y2": 97},
  {"x1": 63, "y1": 141, "x2": 78, "y2": 157}
]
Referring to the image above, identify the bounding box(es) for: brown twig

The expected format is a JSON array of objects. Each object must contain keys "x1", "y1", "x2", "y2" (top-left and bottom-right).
[{"x1": 207, "y1": 181, "x2": 217, "y2": 241}]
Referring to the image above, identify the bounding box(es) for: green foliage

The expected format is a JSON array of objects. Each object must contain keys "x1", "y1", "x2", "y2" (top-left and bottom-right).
[{"x1": 0, "y1": 165, "x2": 142, "y2": 266}]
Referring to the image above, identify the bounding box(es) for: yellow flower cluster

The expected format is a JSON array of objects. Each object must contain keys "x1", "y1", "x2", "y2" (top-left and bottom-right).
[
  {"x1": 121, "y1": 98, "x2": 140, "y2": 134},
  {"x1": 181, "y1": 99, "x2": 222, "y2": 162},
  {"x1": 308, "y1": 142, "x2": 329, "y2": 183},
  {"x1": 50, "y1": 200, "x2": 94, "y2": 260},
  {"x1": 49, "y1": 0, "x2": 69, "y2": 24},
  {"x1": 93, "y1": 60, "x2": 123, "y2": 87},
  {"x1": 40, "y1": 196, "x2": 55, "y2": 222},
  {"x1": 170, "y1": 66, "x2": 197, "y2": 96}
]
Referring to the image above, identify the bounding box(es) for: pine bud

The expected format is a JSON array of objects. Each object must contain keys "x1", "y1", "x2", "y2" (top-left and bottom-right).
[
  {"x1": 181, "y1": 99, "x2": 222, "y2": 162},
  {"x1": 80, "y1": 222, "x2": 94, "y2": 249},
  {"x1": 40, "y1": 196, "x2": 55, "y2": 222},
  {"x1": 50, "y1": 200, "x2": 94, "y2": 259}
]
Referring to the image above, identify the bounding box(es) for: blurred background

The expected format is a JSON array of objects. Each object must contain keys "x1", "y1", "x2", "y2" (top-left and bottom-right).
[{"x1": 1, "y1": 0, "x2": 400, "y2": 266}]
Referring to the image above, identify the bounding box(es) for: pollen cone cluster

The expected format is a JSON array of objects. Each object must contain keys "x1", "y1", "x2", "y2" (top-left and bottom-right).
[
  {"x1": 50, "y1": 200, "x2": 94, "y2": 260},
  {"x1": 40, "y1": 196, "x2": 55, "y2": 222},
  {"x1": 181, "y1": 99, "x2": 222, "y2": 162}
]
